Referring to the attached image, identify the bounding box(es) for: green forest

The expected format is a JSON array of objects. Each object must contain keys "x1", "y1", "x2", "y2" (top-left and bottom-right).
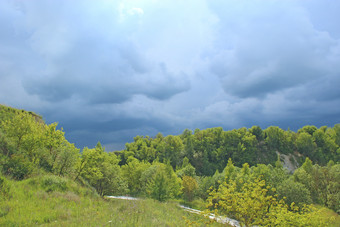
[{"x1": 1, "y1": 104, "x2": 339, "y2": 226}]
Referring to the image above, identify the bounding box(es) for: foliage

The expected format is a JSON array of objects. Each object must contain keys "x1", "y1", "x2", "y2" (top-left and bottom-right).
[
  {"x1": 295, "y1": 159, "x2": 340, "y2": 213},
  {"x1": 121, "y1": 157, "x2": 151, "y2": 196},
  {"x1": 276, "y1": 178, "x2": 312, "y2": 206},
  {"x1": 0, "y1": 105, "x2": 339, "y2": 222},
  {"x1": 143, "y1": 162, "x2": 182, "y2": 201},
  {"x1": 207, "y1": 175, "x2": 331, "y2": 227},
  {"x1": 176, "y1": 156, "x2": 196, "y2": 178},
  {"x1": 0, "y1": 174, "x2": 11, "y2": 200},
  {"x1": 120, "y1": 125, "x2": 339, "y2": 176},
  {"x1": 182, "y1": 175, "x2": 198, "y2": 202},
  {"x1": 0, "y1": 109, "x2": 79, "y2": 179},
  {"x1": 79, "y1": 142, "x2": 128, "y2": 196}
]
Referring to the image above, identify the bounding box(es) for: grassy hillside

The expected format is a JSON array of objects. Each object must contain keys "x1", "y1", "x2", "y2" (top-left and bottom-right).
[
  {"x1": 0, "y1": 104, "x2": 43, "y2": 123},
  {"x1": 0, "y1": 174, "x2": 223, "y2": 226}
]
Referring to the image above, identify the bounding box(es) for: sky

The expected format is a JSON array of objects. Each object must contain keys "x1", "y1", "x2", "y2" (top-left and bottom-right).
[{"x1": 1, "y1": 0, "x2": 340, "y2": 151}]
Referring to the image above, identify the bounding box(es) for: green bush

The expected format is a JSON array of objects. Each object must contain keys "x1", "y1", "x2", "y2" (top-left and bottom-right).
[
  {"x1": 277, "y1": 178, "x2": 312, "y2": 206},
  {"x1": 0, "y1": 175, "x2": 11, "y2": 199},
  {"x1": 41, "y1": 175, "x2": 68, "y2": 192},
  {"x1": 0, "y1": 205, "x2": 10, "y2": 218}
]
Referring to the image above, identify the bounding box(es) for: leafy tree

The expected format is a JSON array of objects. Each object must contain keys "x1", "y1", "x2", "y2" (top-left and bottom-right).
[
  {"x1": 196, "y1": 175, "x2": 214, "y2": 200},
  {"x1": 207, "y1": 176, "x2": 329, "y2": 227},
  {"x1": 312, "y1": 128, "x2": 338, "y2": 164},
  {"x1": 182, "y1": 175, "x2": 198, "y2": 202},
  {"x1": 52, "y1": 141, "x2": 79, "y2": 177},
  {"x1": 264, "y1": 126, "x2": 293, "y2": 154},
  {"x1": 207, "y1": 177, "x2": 277, "y2": 227},
  {"x1": 293, "y1": 158, "x2": 340, "y2": 213},
  {"x1": 276, "y1": 178, "x2": 312, "y2": 206},
  {"x1": 298, "y1": 125, "x2": 318, "y2": 136},
  {"x1": 160, "y1": 135, "x2": 184, "y2": 168},
  {"x1": 176, "y1": 157, "x2": 196, "y2": 178},
  {"x1": 223, "y1": 158, "x2": 237, "y2": 181},
  {"x1": 121, "y1": 157, "x2": 151, "y2": 196},
  {"x1": 143, "y1": 162, "x2": 182, "y2": 201},
  {"x1": 249, "y1": 125, "x2": 264, "y2": 141},
  {"x1": 80, "y1": 143, "x2": 127, "y2": 196},
  {"x1": 296, "y1": 132, "x2": 317, "y2": 156}
]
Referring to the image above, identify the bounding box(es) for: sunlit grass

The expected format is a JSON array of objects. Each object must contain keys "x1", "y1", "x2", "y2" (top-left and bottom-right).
[
  {"x1": 0, "y1": 176, "x2": 223, "y2": 226},
  {"x1": 314, "y1": 205, "x2": 340, "y2": 227},
  {"x1": 2, "y1": 175, "x2": 338, "y2": 226}
]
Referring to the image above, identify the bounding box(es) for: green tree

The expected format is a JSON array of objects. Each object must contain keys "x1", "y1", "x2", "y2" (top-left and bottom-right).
[
  {"x1": 143, "y1": 162, "x2": 182, "y2": 201},
  {"x1": 207, "y1": 176, "x2": 329, "y2": 227},
  {"x1": 80, "y1": 143, "x2": 127, "y2": 196},
  {"x1": 182, "y1": 175, "x2": 198, "y2": 202},
  {"x1": 296, "y1": 132, "x2": 317, "y2": 156},
  {"x1": 176, "y1": 157, "x2": 196, "y2": 178},
  {"x1": 121, "y1": 157, "x2": 151, "y2": 196},
  {"x1": 52, "y1": 141, "x2": 79, "y2": 177},
  {"x1": 276, "y1": 178, "x2": 312, "y2": 206}
]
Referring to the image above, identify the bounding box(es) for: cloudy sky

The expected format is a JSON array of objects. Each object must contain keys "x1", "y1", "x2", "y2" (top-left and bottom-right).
[{"x1": 1, "y1": 0, "x2": 340, "y2": 150}]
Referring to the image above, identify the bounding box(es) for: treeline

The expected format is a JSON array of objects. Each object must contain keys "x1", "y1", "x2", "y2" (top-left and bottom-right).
[
  {"x1": 119, "y1": 125, "x2": 339, "y2": 175},
  {"x1": 0, "y1": 105, "x2": 339, "y2": 217}
]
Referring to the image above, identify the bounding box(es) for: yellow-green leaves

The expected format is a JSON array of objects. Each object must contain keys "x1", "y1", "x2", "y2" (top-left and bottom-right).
[
  {"x1": 182, "y1": 175, "x2": 198, "y2": 202},
  {"x1": 207, "y1": 175, "x2": 330, "y2": 227}
]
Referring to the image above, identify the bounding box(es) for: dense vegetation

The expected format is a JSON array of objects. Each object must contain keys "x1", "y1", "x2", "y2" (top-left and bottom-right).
[
  {"x1": 119, "y1": 124, "x2": 339, "y2": 175},
  {"x1": 0, "y1": 104, "x2": 339, "y2": 226}
]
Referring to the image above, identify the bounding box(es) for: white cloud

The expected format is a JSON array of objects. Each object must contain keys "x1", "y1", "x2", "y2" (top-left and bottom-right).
[{"x1": 128, "y1": 7, "x2": 144, "y2": 15}]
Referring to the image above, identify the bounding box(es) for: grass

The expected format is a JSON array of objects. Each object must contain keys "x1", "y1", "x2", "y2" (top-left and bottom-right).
[
  {"x1": 1, "y1": 174, "x2": 338, "y2": 226},
  {"x1": 0, "y1": 175, "x2": 223, "y2": 226},
  {"x1": 316, "y1": 205, "x2": 340, "y2": 227}
]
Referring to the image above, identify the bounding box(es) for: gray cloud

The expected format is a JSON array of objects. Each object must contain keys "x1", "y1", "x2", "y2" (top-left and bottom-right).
[
  {"x1": 0, "y1": 0, "x2": 339, "y2": 150},
  {"x1": 208, "y1": 0, "x2": 340, "y2": 99},
  {"x1": 16, "y1": 1, "x2": 190, "y2": 104}
]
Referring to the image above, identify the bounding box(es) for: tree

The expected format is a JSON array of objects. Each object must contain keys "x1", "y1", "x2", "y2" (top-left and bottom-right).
[
  {"x1": 264, "y1": 126, "x2": 293, "y2": 154},
  {"x1": 176, "y1": 157, "x2": 196, "y2": 178},
  {"x1": 182, "y1": 175, "x2": 198, "y2": 201},
  {"x1": 52, "y1": 141, "x2": 79, "y2": 177},
  {"x1": 143, "y1": 162, "x2": 182, "y2": 201},
  {"x1": 207, "y1": 176, "x2": 329, "y2": 227},
  {"x1": 161, "y1": 135, "x2": 184, "y2": 168},
  {"x1": 121, "y1": 157, "x2": 151, "y2": 196},
  {"x1": 207, "y1": 177, "x2": 277, "y2": 227},
  {"x1": 223, "y1": 158, "x2": 237, "y2": 181},
  {"x1": 80, "y1": 143, "x2": 127, "y2": 196},
  {"x1": 147, "y1": 170, "x2": 169, "y2": 202},
  {"x1": 249, "y1": 125, "x2": 264, "y2": 141},
  {"x1": 276, "y1": 178, "x2": 312, "y2": 206},
  {"x1": 296, "y1": 132, "x2": 316, "y2": 156}
]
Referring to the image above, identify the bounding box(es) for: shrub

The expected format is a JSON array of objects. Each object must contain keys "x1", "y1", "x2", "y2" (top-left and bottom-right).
[
  {"x1": 0, "y1": 175, "x2": 11, "y2": 199},
  {"x1": 41, "y1": 175, "x2": 68, "y2": 192}
]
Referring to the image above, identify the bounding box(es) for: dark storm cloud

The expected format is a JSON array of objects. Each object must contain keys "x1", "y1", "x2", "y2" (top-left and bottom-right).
[
  {"x1": 23, "y1": 62, "x2": 189, "y2": 104},
  {"x1": 60, "y1": 116, "x2": 171, "y2": 134},
  {"x1": 0, "y1": 0, "x2": 339, "y2": 150}
]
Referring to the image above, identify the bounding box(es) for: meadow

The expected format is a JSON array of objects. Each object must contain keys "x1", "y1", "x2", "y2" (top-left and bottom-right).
[{"x1": 0, "y1": 175, "x2": 224, "y2": 226}]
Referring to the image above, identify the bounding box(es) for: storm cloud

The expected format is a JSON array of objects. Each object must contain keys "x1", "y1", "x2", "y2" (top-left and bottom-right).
[{"x1": 0, "y1": 0, "x2": 339, "y2": 150}]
